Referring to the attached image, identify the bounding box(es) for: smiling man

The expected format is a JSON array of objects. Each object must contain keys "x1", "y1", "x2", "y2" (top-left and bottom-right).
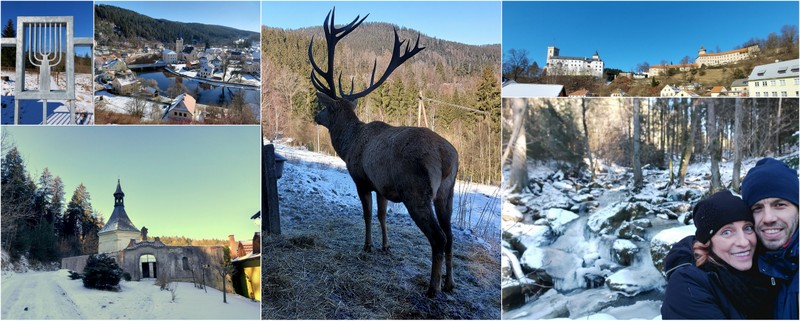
[{"x1": 742, "y1": 158, "x2": 799, "y2": 320}]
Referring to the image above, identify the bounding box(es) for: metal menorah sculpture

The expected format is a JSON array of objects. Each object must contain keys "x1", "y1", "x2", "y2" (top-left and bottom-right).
[{"x1": 0, "y1": 17, "x2": 92, "y2": 124}]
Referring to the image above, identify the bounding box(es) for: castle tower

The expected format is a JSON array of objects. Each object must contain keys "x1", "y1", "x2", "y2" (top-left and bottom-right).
[
  {"x1": 698, "y1": 46, "x2": 706, "y2": 55},
  {"x1": 592, "y1": 50, "x2": 600, "y2": 60},
  {"x1": 176, "y1": 36, "x2": 184, "y2": 52},
  {"x1": 547, "y1": 46, "x2": 559, "y2": 59},
  {"x1": 98, "y1": 180, "x2": 141, "y2": 254}
]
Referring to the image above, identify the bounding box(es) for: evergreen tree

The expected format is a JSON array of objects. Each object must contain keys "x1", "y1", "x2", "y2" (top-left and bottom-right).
[
  {"x1": 1, "y1": 147, "x2": 36, "y2": 258},
  {"x1": 33, "y1": 168, "x2": 55, "y2": 224},
  {"x1": 51, "y1": 176, "x2": 66, "y2": 231},
  {"x1": 475, "y1": 66, "x2": 501, "y2": 126},
  {"x1": 1, "y1": 19, "x2": 15, "y2": 68},
  {"x1": 63, "y1": 183, "x2": 95, "y2": 256}
]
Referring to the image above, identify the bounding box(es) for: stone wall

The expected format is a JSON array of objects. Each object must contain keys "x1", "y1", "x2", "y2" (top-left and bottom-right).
[
  {"x1": 61, "y1": 255, "x2": 90, "y2": 272},
  {"x1": 120, "y1": 243, "x2": 226, "y2": 290}
]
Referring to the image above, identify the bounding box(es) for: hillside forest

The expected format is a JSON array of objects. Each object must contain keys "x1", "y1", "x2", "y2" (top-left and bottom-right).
[
  {"x1": 262, "y1": 22, "x2": 502, "y2": 184},
  {"x1": 94, "y1": 5, "x2": 259, "y2": 49},
  {"x1": 504, "y1": 97, "x2": 799, "y2": 194}
]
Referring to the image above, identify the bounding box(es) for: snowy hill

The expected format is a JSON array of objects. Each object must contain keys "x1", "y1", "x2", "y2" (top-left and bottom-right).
[{"x1": 1, "y1": 270, "x2": 259, "y2": 319}]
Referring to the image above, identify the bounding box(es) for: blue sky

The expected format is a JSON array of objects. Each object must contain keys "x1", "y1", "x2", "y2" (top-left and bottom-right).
[
  {"x1": 503, "y1": 1, "x2": 799, "y2": 72},
  {"x1": 263, "y1": 1, "x2": 501, "y2": 46},
  {"x1": 96, "y1": 1, "x2": 261, "y2": 33},
  {"x1": 3, "y1": 126, "x2": 261, "y2": 240},
  {"x1": 1, "y1": 1, "x2": 93, "y2": 56}
]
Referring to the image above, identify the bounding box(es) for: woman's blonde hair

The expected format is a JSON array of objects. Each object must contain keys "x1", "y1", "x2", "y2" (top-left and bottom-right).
[{"x1": 693, "y1": 240, "x2": 720, "y2": 267}]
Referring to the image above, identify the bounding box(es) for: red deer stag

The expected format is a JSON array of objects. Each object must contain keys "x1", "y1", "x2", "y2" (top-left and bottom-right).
[{"x1": 308, "y1": 8, "x2": 459, "y2": 298}]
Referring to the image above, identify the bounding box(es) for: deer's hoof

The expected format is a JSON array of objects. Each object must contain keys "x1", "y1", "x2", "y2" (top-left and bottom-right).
[
  {"x1": 363, "y1": 244, "x2": 372, "y2": 252},
  {"x1": 380, "y1": 245, "x2": 391, "y2": 253},
  {"x1": 443, "y1": 280, "x2": 455, "y2": 292},
  {"x1": 425, "y1": 288, "x2": 439, "y2": 298}
]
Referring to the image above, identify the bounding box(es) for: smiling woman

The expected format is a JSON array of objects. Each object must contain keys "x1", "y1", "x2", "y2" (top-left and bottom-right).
[{"x1": 662, "y1": 190, "x2": 776, "y2": 319}]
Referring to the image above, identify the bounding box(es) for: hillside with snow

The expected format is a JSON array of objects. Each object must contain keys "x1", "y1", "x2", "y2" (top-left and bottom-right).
[
  {"x1": 1, "y1": 269, "x2": 259, "y2": 319},
  {"x1": 263, "y1": 143, "x2": 501, "y2": 319}
]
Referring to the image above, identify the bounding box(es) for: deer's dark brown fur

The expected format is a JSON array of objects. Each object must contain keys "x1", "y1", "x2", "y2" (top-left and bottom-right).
[{"x1": 310, "y1": 9, "x2": 459, "y2": 297}]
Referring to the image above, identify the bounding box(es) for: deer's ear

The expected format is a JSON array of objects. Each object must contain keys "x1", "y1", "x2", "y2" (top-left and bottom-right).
[{"x1": 316, "y1": 92, "x2": 337, "y2": 107}]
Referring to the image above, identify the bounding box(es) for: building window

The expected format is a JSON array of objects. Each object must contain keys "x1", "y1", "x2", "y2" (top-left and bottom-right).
[
  {"x1": 182, "y1": 257, "x2": 189, "y2": 270},
  {"x1": 795, "y1": 79, "x2": 799, "y2": 85},
  {"x1": 772, "y1": 92, "x2": 778, "y2": 97},
  {"x1": 755, "y1": 82, "x2": 759, "y2": 87},
  {"x1": 780, "y1": 79, "x2": 786, "y2": 86},
  {"x1": 762, "y1": 81, "x2": 767, "y2": 86},
  {"x1": 770, "y1": 80, "x2": 776, "y2": 86},
  {"x1": 781, "y1": 91, "x2": 787, "y2": 97},
  {"x1": 755, "y1": 92, "x2": 760, "y2": 97}
]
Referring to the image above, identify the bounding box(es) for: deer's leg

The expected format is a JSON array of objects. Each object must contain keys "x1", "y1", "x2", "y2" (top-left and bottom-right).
[
  {"x1": 357, "y1": 188, "x2": 373, "y2": 252},
  {"x1": 434, "y1": 191, "x2": 455, "y2": 292},
  {"x1": 377, "y1": 194, "x2": 390, "y2": 252},
  {"x1": 405, "y1": 200, "x2": 445, "y2": 298}
]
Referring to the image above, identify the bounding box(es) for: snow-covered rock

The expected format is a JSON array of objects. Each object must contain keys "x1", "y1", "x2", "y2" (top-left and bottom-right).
[
  {"x1": 503, "y1": 222, "x2": 555, "y2": 253},
  {"x1": 587, "y1": 202, "x2": 650, "y2": 235},
  {"x1": 545, "y1": 208, "x2": 579, "y2": 235},
  {"x1": 649, "y1": 224, "x2": 695, "y2": 275},
  {"x1": 552, "y1": 180, "x2": 574, "y2": 192},
  {"x1": 503, "y1": 204, "x2": 525, "y2": 222},
  {"x1": 565, "y1": 288, "x2": 623, "y2": 318},
  {"x1": 520, "y1": 247, "x2": 584, "y2": 292},
  {"x1": 572, "y1": 193, "x2": 594, "y2": 203},
  {"x1": 617, "y1": 218, "x2": 652, "y2": 241},
  {"x1": 502, "y1": 289, "x2": 569, "y2": 319},
  {"x1": 612, "y1": 239, "x2": 639, "y2": 266},
  {"x1": 605, "y1": 267, "x2": 663, "y2": 296}
]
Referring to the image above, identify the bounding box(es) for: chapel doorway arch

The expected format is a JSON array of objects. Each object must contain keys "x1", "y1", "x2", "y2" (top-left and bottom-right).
[{"x1": 140, "y1": 254, "x2": 157, "y2": 279}]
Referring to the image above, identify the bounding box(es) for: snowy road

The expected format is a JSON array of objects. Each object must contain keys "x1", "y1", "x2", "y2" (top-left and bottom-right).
[
  {"x1": 1, "y1": 270, "x2": 259, "y2": 319},
  {"x1": 1, "y1": 271, "x2": 84, "y2": 319}
]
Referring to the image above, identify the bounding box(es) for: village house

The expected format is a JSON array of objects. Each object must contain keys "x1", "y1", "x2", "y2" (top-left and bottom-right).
[
  {"x1": 229, "y1": 234, "x2": 261, "y2": 301},
  {"x1": 111, "y1": 77, "x2": 138, "y2": 95},
  {"x1": 568, "y1": 89, "x2": 592, "y2": 97},
  {"x1": 729, "y1": 79, "x2": 749, "y2": 97},
  {"x1": 695, "y1": 45, "x2": 760, "y2": 67},
  {"x1": 545, "y1": 46, "x2": 604, "y2": 78},
  {"x1": 162, "y1": 49, "x2": 178, "y2": 64},
  {"x1": 660, "y1": 84, "x2": 680, "y2": 97},
  {"x1": 747, "y1": 59, "x2": 800, "y2": 98},
  {"x1": 199, "y1": 63, "x2": 215, "y2": 78},
  {"x1": 163, "y1": 93, "x2": 202, "y2": 123},
  {"x1": 610, "y1": 89, "x2": 627, "y2": 97},
  {"x1": 182, "y1": 46, "x2": 197, "y2": 63},
  {"x1": 709, "y1": 86, "x2": 728, "y2": 97},
  {"x1": 675, "y1": 89, "x2": 700, "y2": 98},
  {"x1": 101, "y1": 58, "x2": 128, "y2": 72}
]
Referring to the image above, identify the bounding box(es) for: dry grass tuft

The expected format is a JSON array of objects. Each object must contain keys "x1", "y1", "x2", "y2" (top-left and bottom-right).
[{"x1": 263, "y1": 198, "x2": 500, "y2": 319}]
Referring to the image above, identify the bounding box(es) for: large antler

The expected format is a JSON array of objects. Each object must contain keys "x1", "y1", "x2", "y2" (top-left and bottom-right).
[
  {"x1": 308, "y1": 8, "x2": 425, "y2": 102},
  {"x1": 308, "y1": 8, "x2": 368, "y2": 98}
]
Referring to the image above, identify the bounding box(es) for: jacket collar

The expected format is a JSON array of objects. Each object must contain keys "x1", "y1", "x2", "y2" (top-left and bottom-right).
[{"x1": 758, "y1": 230, "x2": 799, "y2": 280}]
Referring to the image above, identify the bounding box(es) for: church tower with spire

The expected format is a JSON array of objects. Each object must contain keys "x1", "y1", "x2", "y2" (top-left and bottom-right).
[{"x1": 98, "y1": 180, "x2": 142, "y2": 254}]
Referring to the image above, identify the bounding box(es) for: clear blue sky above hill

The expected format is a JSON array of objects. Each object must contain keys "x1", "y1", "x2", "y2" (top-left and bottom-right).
[
  {"x1": 263, "y1": 1, "x2": 501, "y2": 46},
  {"x1": 503, "y1": 1, "x2": 799, "y2": 72},
  {"x1": 4, "y1": 126, "x2": 261, "y2": 240},
  {"x1": 1, "y1": 1, "x2": 93, "y2": 56},
  {"x1": 96, "y1": 1, "x2": 261, "y2": 33}
]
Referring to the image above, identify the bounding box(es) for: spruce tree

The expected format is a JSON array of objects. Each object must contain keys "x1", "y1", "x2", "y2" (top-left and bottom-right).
[{"x1": 1, "y1": 19, "x2": 15, "y2": 68}]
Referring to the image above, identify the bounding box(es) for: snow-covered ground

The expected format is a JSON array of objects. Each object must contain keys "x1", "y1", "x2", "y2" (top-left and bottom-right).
[
  {"x1": 170, "y1": 64, "x2": 260, "y2": 88},
  {"x1": 1, "y1": 270, "x2": 259, "y2": 319},
  {"x1": 95, "y1": 90, "x2": 167, "y2": 121},
  {"x1": 1, "y1": 70, "x2": 93, "y2": 125},
  {"x1": 272, "y1": 143, "x2": 501, "y2": 241}
]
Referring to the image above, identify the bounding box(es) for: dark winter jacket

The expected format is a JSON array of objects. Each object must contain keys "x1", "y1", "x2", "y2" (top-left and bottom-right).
[
  {"x1": 661, "y1": 236, "x2": 775, "y2": 319},
  {"x1": 757, "y1": 230, "x2": 798, "y2": 320}
]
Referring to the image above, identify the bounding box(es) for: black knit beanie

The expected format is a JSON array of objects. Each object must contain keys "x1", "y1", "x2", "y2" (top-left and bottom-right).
[
  {"x1": 741, "y1": 158, "x2": 799, "y2": 208},
  {"x1": 693, "y1": 190, "x2": 754, "y2": 243}
]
